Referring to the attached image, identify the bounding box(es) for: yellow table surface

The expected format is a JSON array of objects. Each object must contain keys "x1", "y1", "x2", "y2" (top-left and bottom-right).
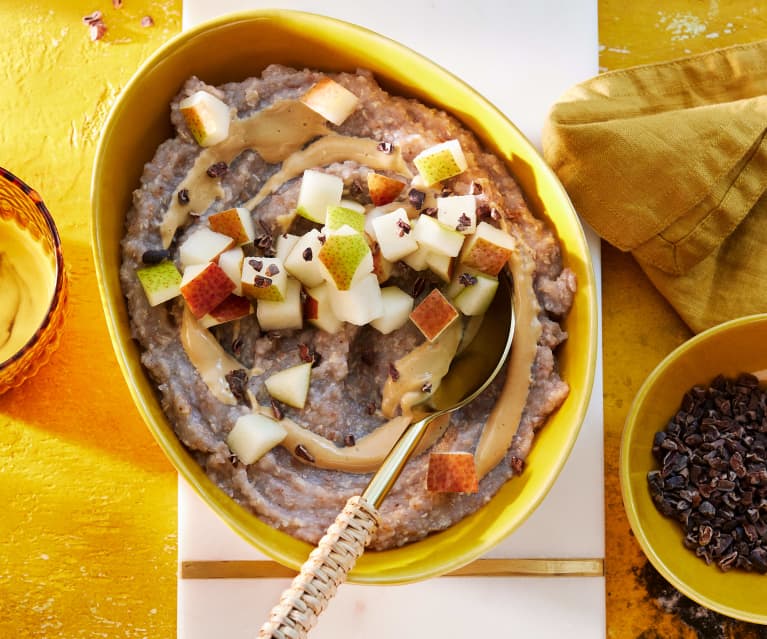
[{"x1": 1, "y1": 1, "x2": 766, "y2": 637}]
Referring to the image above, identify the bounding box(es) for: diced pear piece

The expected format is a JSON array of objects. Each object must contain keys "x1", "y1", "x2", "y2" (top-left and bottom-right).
[
  {"x1": 409, "y1": 288, "x2": 459, "y2": 341},
  {"x1": 295, "y1": 169, "x2": 344, "y2": 224},
  {"x1": 179, "y1": 90, "x2": 231, "y2": 147},
  {"x1": 274, "y1": 233, "x2": 301, "y2": 262},
  {"x1": 208, "y1": 207, "x2": 256, "y2": 245},
  {"x1": 317, "y1": 225, "x2": 373, "y2": 290},
  {"x1": 324, "y1": 205, "x2": 366, "y2": 234},
  {"x1": 256, "y1": 277, "x2": 303, "y2": 331},
  {"x1": 426, "y1": 451, "x2": 479, "y2": 493},
  {"x1": 339, "y1": 199, "x2": 366, "y2": 214},
  {"x1": 304, "y1": 282, "x2": 344, "y2": 334},
  {"x1": 217, "y1": 246, "x2": 244, "y2": 295},
  {"x1": 446, "y1": 266, "x2": 485, "y2": 299},
  {"x1": 401, "y1": 242, "x2": 430, "y2": 271},
  {"x1": 459, "y1": 221, "x2": 516, "y2": 276},
  {"x1": 437, "y1": 194, "x2": 477, "y2": 235},
  {"x1": 136, "y1": 261, "x2": 182, "y2": 306},
  {"x1": 180, "y1": 262, "x2": 236, "y2": 319},
  {"x1": 453, "y1": 272, "x2": 499, "y2": 316},
  {"x1": 264, "y1": 361, "x2": 313, "y2": 409},
  {"x1": 425, "y1": 251, "x2": 455, "y2": 283},
  {"x1": 370, "y1": 239, "x2": 394, "y2": 284},
  {"x1": 241, "y1": 256, "x2": 288, "y2": 302},
  {"x1": 371, "y1": 207, "x2": 418, "y2": 262},
  {"x1": 179, "y1": 227, "x2": 234, "y2": 267},
  {"x1": 327, "y1": 273, "x2": 383, "y2": 326},
  {"x1": 200, "y1": 293, "x2": 253, "y2": 328},
  {"x1": 284, "y1": 229, "x2": 326, "y2": 288},
  {"x1": 226, "y1": 413, "x2": 288, "y2": 465},
  {"x1": 412, "y1": 214, "x2": 465, "y2": 258},
  {"x1": 299, "y1": 77, "x2": 359, "y2": 126},
  {"x1": 413, "y1": 139, "x2": 467, "y2": 186},
  {"x1": 367, "y1": 172, "x2": 406, "y2": 206},
  {"x1": 370, "y1": 286, "x2": 414, "y2": 335}
]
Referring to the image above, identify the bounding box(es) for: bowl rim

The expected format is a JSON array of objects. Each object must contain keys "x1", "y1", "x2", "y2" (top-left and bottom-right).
[
  {"x1": 620, "y1": 312, "x2": 767, "y2": 624},
  {"x1": 91, "y1": 8, "x2": 598, "y2": 583}
]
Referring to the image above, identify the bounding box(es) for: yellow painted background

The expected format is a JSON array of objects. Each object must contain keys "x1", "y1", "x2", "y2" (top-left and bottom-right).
[{"x1": 1, "y1": 1, "x2": 766, "y2": 637}]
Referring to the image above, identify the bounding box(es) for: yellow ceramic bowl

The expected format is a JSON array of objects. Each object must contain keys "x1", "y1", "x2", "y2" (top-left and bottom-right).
[
  {"x1": 621, "y1": 313, "x2": 767, "y2": 623},
  {"x1": 91, "y1": 10, "x2": 597, "y2": 584}
]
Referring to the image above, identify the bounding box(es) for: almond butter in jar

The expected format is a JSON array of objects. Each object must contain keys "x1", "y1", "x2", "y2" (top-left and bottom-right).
[{"x1": 0, "y1": 168, "x2": 67, "y2": 393}]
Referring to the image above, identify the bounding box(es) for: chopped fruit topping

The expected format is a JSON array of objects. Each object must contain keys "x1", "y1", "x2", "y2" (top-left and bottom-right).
[
  {"x1": 241, "y1": 256, "x2": 288, "y2": 302},
  {"x1": 371, "y1": 207, "x2": 418, "y2": 262},
  {"x1": 426, "y1": 452, "x2": 479, "y2": 493},
  {"x1": 453, "y1": 272, "x2": 499, "y2": 316},
  {"x1": 413, "y1": 139, "x2": 468, "y2": 186},
  {"x1": 412, "y1": 214, "x2": 465, "y2": 258},
  {"x1": 370, "y1": 286, "x2": 414, "y2": 335},
  {"x1": 295, "y1": 169, "x2": 343, "y2": 224},
  {"x1": 304, "y1": 282, "x2": 343, "y2": 334},
  {"x1": 324, "y1": 205, "x2": 366, "y2": 234},
  {"x1": 459, "y1": 221, "x2": 516, "y2": 276},
  {"x1": 326, "y1": 273, "x2": 384, "y2": 326},
  {"x1": 409, "y1": 288, "x2": 459, "y2": 341},
  {"x1": 264, "y1": 362, "x2": 313, "y2": 409},
  {"x1": 180, "y1": 261, "x2": 236, "y2": 319},
  {"x1": 200, "y1": 293, "x2": 252, "y2": 328},
  {"x1": 208, "y1": 207, "x2": 256, "y2": 245},
  {"x1": 226, "y1": 413, "x2": 288, "y2": 465},
  {"x1": 299, "y1": 77, "x2": 360, "y2": 126},
  {"x1": 256, "y1": 277, "x2": 303, "y2": 331},
  {"x1": 179, "y1": 90, "x2": 231, "y2": 147},
  {"x1": 367, "y1": 172, "x2": 406, "y2": 206},
  {"x1": 436, "y1": 194, "x2": 477, "y2": 235},
  {"x1": 136, "y1": 261, "x2": 182, "y2": 306},
  {"x1": 178, "y1": 227, "x2": 234, "y2": 267},
  {"x1": 284, "y1": 229, "x2": 326, "y2": 288},
  {"x1": 317, "y1": 225, "x2": 373, "y2": 291}
]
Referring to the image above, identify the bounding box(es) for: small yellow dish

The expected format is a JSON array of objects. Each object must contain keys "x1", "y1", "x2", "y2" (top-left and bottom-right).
[
  {"x1": 91, "y1": 10, "x2": 597, "y2": 584},
  {"x1": 621, "y1": 313, "x2": 767, "y2": 624}
]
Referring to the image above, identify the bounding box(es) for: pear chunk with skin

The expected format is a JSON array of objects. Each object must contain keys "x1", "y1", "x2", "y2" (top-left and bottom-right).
[
  {"x1": 256, "y1": 277, "x2": 303, "y2": 331},
  {"x1": 299, "y1": 77, "x2": 360, "y2": 126},
  {"x1": 304, "y1": 282, "x2": 343, "y2": 334},
  {"x1": 327, "y1": 273, "x2": 384, "y2": 326},
  {"x1": 284, "y1": 229, "x2": 326, "y2": 288},
  {"x1": 274, "y1": 233, "x2": 300, "y2": 262},
  {"x1": 317, "y1": 224, "x2": 373, "y2": 291},
  {"x1": 427, "y1": 451, "x2": 479, "y2": 493},
  {"x1": 412, "y1": 214, "x2": 465, "y2": 258},
  {"x1": 459, "y1": 221, "x2": 516, "y2": 276},
  {"x1": 324, "y1": 205, "x2": 366, "y2": 234},
  {"x1": 180, "y1": 261, "x2": 236, "y2": 319},
  {"x1": 208, "y1": 207, "x2": 256, "y2": 246},
  {"x1": 226, "y1": 413, "x2": 288, "y2": 465},
  {"x1": 370, "y1": 286, "x2": 414, "y2": 335},
  {"x1": 367, "y1": 172, "x2": 406, "y2": 206},
  {"x1": 371, "y1": 207, "x2": 418, "y2": 262},
  {"x1": 437, "y1": 194, "x2": 477, "y2": 235},
  {"x1": 453, "y1": 271, "x2": 499, "y2": 316},
  {"x1": 425, "y1": 250, "x2": 455, "y2": 283},
  {"x1": 200, "y1": 293, "x2": 253, "y2": 328},
  {"x1": 136, "y1": 261, "x2": 182, "y2": 306},
  {"x1": 295, "y1": 169, "x2": 344, "y2": 224},
  {"x1": 241, "y1": 256, "x2": 287, "y2": 302},
  {"x1": 179, "y1": 90, "x2": 231, "y2": 147},
  {"x1": 409, "y1": 288, "x2": 459, "y2": 342},
  {"x1": 179, "y1": 227, "x2": 234, "y2": 267},
  {"x1": 217, "y1": 246, "x2": 244, "y2": 295},
  {"x1": 264, "y1": 361, "x2": 313, "y2": 409},
  {"x1": 413, "y1": 139, "x2": 468, "y2": 186},
  {"x1": 401, "y1": 242, "x2": 430, "y2": 272}
]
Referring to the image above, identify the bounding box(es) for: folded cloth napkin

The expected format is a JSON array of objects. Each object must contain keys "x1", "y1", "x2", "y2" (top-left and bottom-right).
[{"x1": 542, "y1": 39, "x2": 767, "y2": 333}]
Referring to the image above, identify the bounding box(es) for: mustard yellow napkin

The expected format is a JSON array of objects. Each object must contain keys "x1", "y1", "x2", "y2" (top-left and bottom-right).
[{"x1": 542, "y1": 40, "x2": 767, "y2": 333}]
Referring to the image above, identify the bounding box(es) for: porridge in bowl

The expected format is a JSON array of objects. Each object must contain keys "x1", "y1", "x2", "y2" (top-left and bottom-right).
[{"x1": 120, "y1": 65, "x2": 575, "y2": 550}]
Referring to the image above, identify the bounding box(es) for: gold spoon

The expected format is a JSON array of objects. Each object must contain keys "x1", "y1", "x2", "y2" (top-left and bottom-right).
[{"x1": 258, "y1": 271, "x2": 516, "y2": 639}]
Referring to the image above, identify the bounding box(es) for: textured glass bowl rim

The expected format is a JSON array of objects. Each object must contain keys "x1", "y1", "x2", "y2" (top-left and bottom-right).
[{"x1": 0, "y1": 167, "x2": 66, "y2": 370}]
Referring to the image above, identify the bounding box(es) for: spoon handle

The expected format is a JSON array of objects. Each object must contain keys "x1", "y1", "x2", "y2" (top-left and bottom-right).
[{"x1": 258, "y1": 495, "x2": 380, "y2": 639}]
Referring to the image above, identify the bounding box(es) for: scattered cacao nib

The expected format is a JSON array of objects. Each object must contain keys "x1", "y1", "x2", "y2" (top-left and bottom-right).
[
  {"x1": 252, "y1": 275, "x2": 272, "y2": 289},
  {"x1": 231, "y1": 336, "x2": 243, "y2": 357},
  {"x1": 471, "y1": 181, "x2": 483, "y2": 195},
  {"x1": 249, "y1": 258, "x2": 263, "y2": 272},
  {"x1": 225, "y1": 369, "x2": 251, "y2": 407},
  {"x1": 412, "y1": 276, "x2": 426, "y2": 298},
  {"x1": 366, "y1": 402, "x2": 377, "y2": 415},
  {"x1": 177, "y1": 188, "x2": 190, "y2": 205},
  {"x1": 422, "y1": 207, "x2": 438, "y2": 217},
  {"x1": 295, "y1": 444, "x2": 316, "y2": 464},
  {"x1": 348, "y1": 179, "x2": 364, "y2": 198},
  {"x1": 396, "y1": 218, "x2": 411, "y2": 237},
  {"x1": 408, "y1": 188, "x2": 426, "y2": 210},
  {"x1": 302, "y1": 247, "x2": 313, "y2": 261},
  {"x1": 112, "y1": 0, "x2": 123, "y2": 7},
  {"x1": 265, "y1": 263, "x2": 280, "y2": 276},
  {"x1": 476, "y1": 204, "x2": 492, "y2": 221},
  {"x1": 317, "y1": 234, "x2": 327, "y2": 245},
  {"x1": 141, "y1": 15, "x2": 154, "y2": 27},
  {"x1": 298, "y1": 343, "x2": 321, "y2": 367},
  {"x1": 440, "y1": 186, "x2": 453, "y2": 197},
  {"x1": 510, "y1": 455, "x2": 525, "y2": 474},
  {"x1": 458, "y1": 272, "x2": 478, "y2": 286},
  {"x1": 647, "y1": 373, "x2": 767, "y2": 573},
  {"x1": 388, "y1": 362, "x2": 400, "y2": 382},
  {"x1": 344, "y1": 434, "x2": 356, "y2": 447},
  {"x1": 421, "y1": 382, "x2": 432, "y2": 393},
  {"x1": 206, "y1": 161, "x2": 228, "y2": 178},
  {"x1": 270, "y1": 399, "x2": 284, "y2": 421},
  {"x1": 376, "y1": 141, "x2": 393, "y2": 153},
  {"x1": 455, "y1": 213, "x2": 472, "y2": 232},
  {"x1": 141, "y1": 248, "x2": 171, "y2": 264}
]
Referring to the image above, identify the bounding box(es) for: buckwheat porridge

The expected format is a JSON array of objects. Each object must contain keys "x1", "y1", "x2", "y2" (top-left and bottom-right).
[{"x1": 120, "y1": 65, "x2": 575, "y2": 550}]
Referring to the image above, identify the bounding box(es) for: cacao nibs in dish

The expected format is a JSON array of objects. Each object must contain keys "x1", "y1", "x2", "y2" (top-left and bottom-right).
[
  {"x1": 224, "y1": 369, "x2": 251, "y2": 407},
  {"x1": 647, "y1": 373, "x2": 767, "y2": 573},
  {"x1": 141, "y1": 248, "x2": 171, "y2": 264},
  {"x1": 206, "y1": 161, "x2": 228, "y2": 178}
]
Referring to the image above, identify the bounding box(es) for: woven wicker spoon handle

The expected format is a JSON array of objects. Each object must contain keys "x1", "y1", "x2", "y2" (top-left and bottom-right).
[{"x1": 258, "y1": 495, "x2": 380, "y2": 639}]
